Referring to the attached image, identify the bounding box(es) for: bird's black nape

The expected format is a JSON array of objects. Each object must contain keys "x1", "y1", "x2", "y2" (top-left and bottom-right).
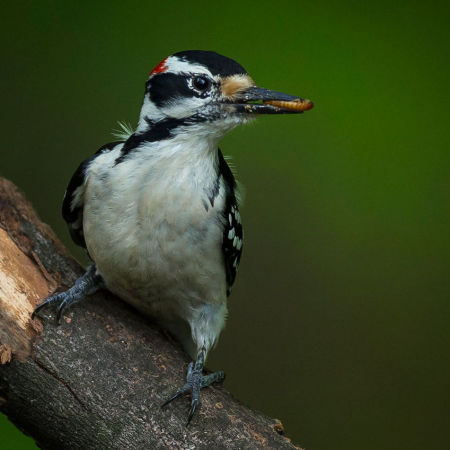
[{"x1": 173, "y1": 50, "x2": 247, "y2": 77}]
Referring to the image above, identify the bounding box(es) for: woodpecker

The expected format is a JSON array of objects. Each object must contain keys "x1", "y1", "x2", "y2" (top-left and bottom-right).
[{"x1": 33, "y1": 50, "x2": 313, "y2": 424}]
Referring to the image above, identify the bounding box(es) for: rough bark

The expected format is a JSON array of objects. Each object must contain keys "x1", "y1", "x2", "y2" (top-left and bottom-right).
[{"x1": 0, "y1": 177, "x2": 301, "y2": 450}]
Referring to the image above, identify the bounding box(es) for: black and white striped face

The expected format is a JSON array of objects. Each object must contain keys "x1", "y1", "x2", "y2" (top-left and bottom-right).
[
  {"x1": 136, "y1": 50, "x2": 312, "y2": 138},
  {"x1": 139, "y1": 51, "x2": 255, "y2": 133}
]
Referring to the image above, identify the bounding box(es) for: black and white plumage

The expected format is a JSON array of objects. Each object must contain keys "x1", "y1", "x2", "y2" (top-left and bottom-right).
[
  {"x1": 62, "y1": 141, "x2": 121, "y2": 249},
  {"x1": 218, "y1": 151, "x2": 243, "y2": 292},
  {"x1": 35, "y1": 50, "x2": 312, "y2": 424},
  {"x1": 63, "y1": 143, "x2": 242, "y2": 298}
]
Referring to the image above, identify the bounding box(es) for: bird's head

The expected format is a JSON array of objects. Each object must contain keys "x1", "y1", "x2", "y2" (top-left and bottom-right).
[{"x1": 136, "y1": 50, "x2": 313, "y2": 142}]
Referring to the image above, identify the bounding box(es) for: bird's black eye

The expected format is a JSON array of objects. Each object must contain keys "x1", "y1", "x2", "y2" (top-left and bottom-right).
[{"x1": 192, "y1": 76, "x2": 211, "y2": 91}]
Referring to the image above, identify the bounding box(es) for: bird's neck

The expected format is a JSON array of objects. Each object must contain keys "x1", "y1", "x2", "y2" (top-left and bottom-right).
[{"x1": 117, "y1": 127, "x2": 221, "y2": 196}]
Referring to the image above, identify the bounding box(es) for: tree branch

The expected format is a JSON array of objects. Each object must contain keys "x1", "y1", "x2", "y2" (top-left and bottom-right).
[{"x1": 0, "y1": 177, "x2": 301, "y2": 449}]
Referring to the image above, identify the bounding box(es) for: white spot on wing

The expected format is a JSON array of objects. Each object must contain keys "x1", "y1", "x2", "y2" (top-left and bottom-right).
[{"x1": 70, "y1": 185, "x2": 85, "y2": 212}]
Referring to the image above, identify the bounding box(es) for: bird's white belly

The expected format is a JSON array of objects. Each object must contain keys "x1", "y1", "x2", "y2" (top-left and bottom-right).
[{"x1": 83, "y1": 163, "x2": 227, "y2": 325}]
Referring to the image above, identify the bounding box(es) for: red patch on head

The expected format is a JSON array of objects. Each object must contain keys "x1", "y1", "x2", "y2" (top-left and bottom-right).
[{"x1": 149, "y1": 58, "x2": 168, "y2": 76}]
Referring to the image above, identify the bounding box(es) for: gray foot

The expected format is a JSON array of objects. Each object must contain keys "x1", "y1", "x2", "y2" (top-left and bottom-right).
[
  {"x1": 162, "y1": 353, "x2": 225, "y2": 425},
  {"x1": 32, "y1": 264, "x2": 104, "y2": 323}
]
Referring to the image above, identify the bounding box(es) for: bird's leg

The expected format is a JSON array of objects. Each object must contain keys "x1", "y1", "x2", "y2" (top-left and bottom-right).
[
  {"x1": 32, "y1": 264, "x2": 104, "y2": 323},
  {"x1": 161, "y1": 347, "x2": 225, "y2": 425}
]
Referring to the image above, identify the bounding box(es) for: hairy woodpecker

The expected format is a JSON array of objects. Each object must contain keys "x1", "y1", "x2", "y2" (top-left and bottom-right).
[{"x1": 33, "y1": 50, "x2": 313, "y2": 424}]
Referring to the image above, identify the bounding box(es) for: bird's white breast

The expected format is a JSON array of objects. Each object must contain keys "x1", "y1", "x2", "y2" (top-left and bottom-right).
[{"x1": 82, "y1": 138, "x2": 228, "y2": 335}]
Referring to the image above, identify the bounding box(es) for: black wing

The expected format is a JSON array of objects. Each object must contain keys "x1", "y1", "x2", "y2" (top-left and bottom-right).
[
  {"x1": 218, "y1": 150, "x2": 243, "y2": 295},
  {"x1": 62, "y1": 141, "x2": 123, "y2": 249}
]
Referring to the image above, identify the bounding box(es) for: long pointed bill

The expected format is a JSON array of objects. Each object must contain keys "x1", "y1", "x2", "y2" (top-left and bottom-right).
[{"x1": 231, "y1": 86, "x2": 314, "y2": 114}]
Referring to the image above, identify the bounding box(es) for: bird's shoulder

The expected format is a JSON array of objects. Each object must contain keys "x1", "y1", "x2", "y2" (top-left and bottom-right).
[
  {"x1": 62, "y1": 141, "x2": 123, "y2": 249},
  {"x1": 218, "y1": 150, "x2": 243, "y2": 295}
]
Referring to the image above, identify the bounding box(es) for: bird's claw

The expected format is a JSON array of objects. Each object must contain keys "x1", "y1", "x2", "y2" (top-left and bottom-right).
[
  {"x1": 161, "y1": 361, "x2": 225, "y2": 426},
  {"x1": 32, "y1": 291, "x2": 71, "y2": 324},
  {"x1": 31, "y1": 264, "x2": 103, "y2": 324}
]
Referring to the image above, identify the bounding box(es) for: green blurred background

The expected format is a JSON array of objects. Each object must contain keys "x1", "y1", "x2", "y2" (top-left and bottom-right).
[{"x1": 1, "y1": 1, "x2": 449, "y2": 449}]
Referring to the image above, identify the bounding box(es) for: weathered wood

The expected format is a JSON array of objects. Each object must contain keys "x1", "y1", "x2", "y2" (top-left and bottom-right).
[{"x1": 0, "y1": 177, "x2": 301, "y2": 449}]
